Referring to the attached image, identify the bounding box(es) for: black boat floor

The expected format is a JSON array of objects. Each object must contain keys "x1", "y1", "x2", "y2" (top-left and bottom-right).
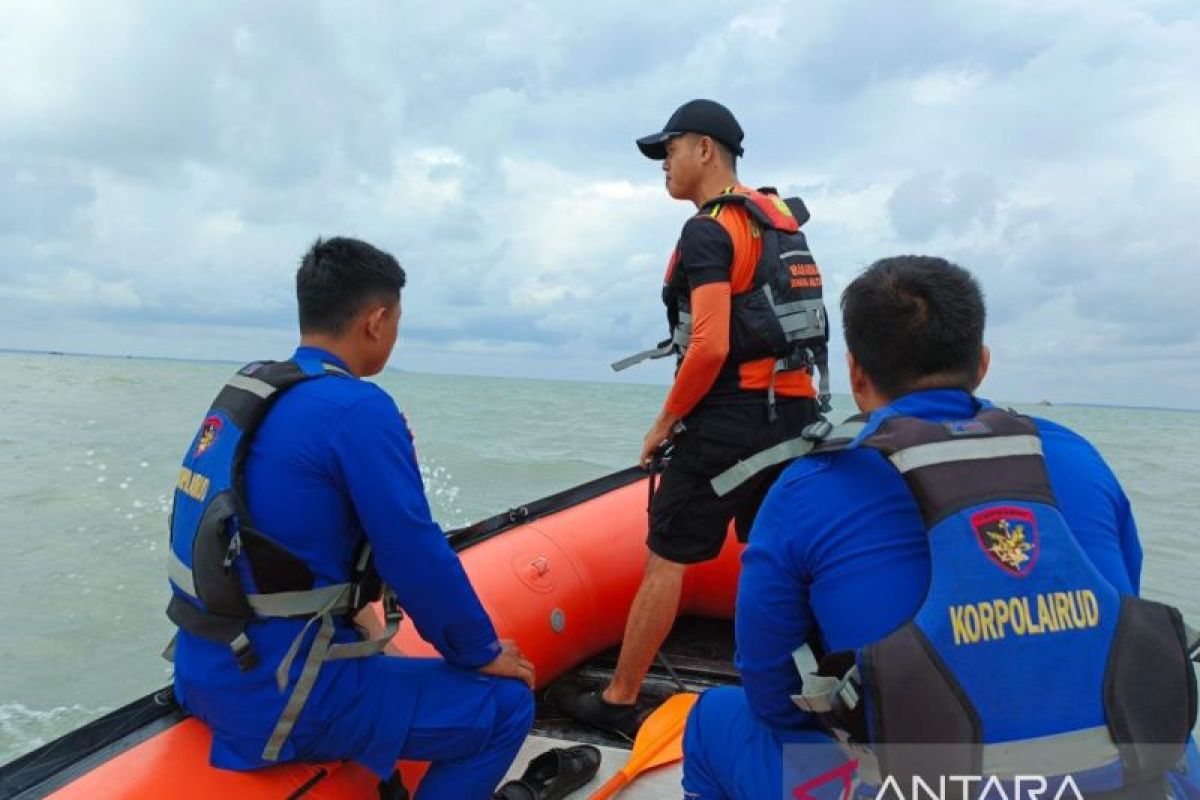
[{"x1": 503, "y1": 616, "x2": 739, "y2": 797}]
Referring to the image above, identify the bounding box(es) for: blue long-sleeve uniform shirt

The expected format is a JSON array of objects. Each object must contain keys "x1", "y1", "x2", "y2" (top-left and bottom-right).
[
  {"x1": 174, "y1": 346, "x2": 501, "y2": 770},
  {"x1": 736, "y1": 389, "x2": 1142, "y2": 731}
]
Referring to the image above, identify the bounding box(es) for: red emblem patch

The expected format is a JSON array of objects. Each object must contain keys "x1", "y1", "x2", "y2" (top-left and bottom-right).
[
  {"x1": 194, "y1": 416, "x2": 223, "y2": 458},
  {"x1": 971, "y1": 506, "x2": 1039, "y2": 577}
]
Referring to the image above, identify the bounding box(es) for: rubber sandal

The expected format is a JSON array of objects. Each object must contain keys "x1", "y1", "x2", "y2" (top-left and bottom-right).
[{"x1": 493, "y1": 745, "x2": 602, "y2": 800}]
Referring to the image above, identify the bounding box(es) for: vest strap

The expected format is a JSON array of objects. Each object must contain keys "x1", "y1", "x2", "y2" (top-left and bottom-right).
[
  {"x1": 791, "y1": 666, "x2": 862, "y2": 715},
  {"x1": 164, "y1": 594, "x2": 259, "y2": 671},
  {"x1": 610, "y1": 340, "x2": 675, "y2": 372},
  {"x1": 1185, "y1": 621, "x2": 1199, "y2": 661},
  {"x1": 167, "y1": 550, "x2": 197, "y2": 597},
  {"x1": 710, "y1": 419, "x2": 865, "y2": 497},
  {"x1": 612, "y1": 311, "x2": 693, "y2": 372},
  {"x1": 261, "y1": 587, "x2": 403, "y2": 762},
  {"x1": 246, "y1": 583, "x2": 354, "y2": 617},
  {"x1": 888, "y1": 434, "x2": 1042, "y2": 474}
]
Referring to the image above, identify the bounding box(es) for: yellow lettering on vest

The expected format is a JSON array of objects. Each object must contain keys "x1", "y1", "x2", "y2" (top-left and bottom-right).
[
  {"x1": 950, "y1": 606, "x2": 970, "y2": 645},
  {"x1": 177, "y1": 467, "x2": 192, "y2": 492},
  {"x1": 1038, "y1": 593, "x2": 1059, "y2": 632},
  {"x1": 951, "y1": 591, "x2": 1100, "y2": 646},
  {"x1": 962, "y1": 604, "x2": 980, "y2": 644},
  {"x1": 1009, "y1": 597, "x2": 1029, "y2": 635},
  {"x1": 1054, "y1": 593, "x2": 1074, "y2": 630},
  {"x1": 1082, "y1": 590, "x2": 1100, "y2": 627},
  {"x1": 1069, "y1": 591, "x2": 1088, "y2": 628},
  {"x1": 189, "y1": 473, "x2": 210, "y2": 502},
  {"x1": 978, "y1": 601, "x2": 998, "y2": 641},
  {"x1": 993, "y1": 599, "x2": 1011, "y2": 638}
]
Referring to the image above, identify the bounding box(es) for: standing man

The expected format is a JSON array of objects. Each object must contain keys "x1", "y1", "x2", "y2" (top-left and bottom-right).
[
  {"x1": 681, "y1": 256, "x2": 1199, "y2": 799},
  {"x1": 166, "y1": 237, "x2": 534, "y2": 799},
  {"x1": 559, "y1": 100, "x2": 826, "y2": 738}
]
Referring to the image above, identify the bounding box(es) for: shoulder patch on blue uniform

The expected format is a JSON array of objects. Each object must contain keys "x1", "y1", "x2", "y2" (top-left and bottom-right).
[{"x1": 194, "y1": 415, "x2": 223, "y2": 458}]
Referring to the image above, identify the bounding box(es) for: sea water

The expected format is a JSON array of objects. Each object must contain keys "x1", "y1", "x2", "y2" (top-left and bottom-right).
[{"x1": 0, "y1": 351, "x2": 1197, "y2": 764}]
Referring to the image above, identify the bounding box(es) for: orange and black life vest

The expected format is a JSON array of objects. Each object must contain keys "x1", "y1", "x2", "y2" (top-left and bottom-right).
[{"x1": 614, "y1": 186, "x2": 830, "y2": 414}]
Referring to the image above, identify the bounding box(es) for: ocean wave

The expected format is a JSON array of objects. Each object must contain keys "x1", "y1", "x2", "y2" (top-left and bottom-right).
[{"x1": 0, "y1": 702, "x2": 110, "y2": 764}]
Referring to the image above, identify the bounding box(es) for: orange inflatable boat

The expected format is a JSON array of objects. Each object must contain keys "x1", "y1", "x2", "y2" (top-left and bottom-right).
[{"x1": 1, "y1": 467, "x2": 745, "y2": 798}]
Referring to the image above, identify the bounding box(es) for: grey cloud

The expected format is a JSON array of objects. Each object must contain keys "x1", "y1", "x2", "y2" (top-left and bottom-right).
[
  {"x1": 0, "y1": 160, "x2": 95, "y2": 237},
  {"x1": 0, "y1": 0, "x2": 1196, "y2": 407},
  {"x1": 888, "y1": 171, "x2": 999, "y2": 240}
]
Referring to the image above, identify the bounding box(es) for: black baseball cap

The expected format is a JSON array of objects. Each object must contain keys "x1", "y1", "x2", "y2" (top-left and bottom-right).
[{"x1": 636, "y1": 99, "x2": 745, "y2": 160}]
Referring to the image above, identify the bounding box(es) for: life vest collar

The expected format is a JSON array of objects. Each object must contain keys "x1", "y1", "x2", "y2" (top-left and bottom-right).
[{"x1": 700, "y1": 185, "x2": 801, "y2": 234}]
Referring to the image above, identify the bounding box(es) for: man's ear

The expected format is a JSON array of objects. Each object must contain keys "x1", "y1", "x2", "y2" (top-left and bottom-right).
[
  {"x1": 363, "y1": 304, "x2": 388, "y2": 341},
  {"x1": 973, "y1": 345, "x2": 991, "y2": 390}
]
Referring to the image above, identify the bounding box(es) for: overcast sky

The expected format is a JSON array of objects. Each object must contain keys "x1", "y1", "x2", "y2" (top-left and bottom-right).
[{"x1": 2, "y1": 1, "x2": 1197, "y2": 408}]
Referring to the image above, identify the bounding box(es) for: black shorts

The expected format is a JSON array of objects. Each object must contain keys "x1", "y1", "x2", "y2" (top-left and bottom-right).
[{"x1": 647, "y1": 398, "x2": 821, "y2": 564}]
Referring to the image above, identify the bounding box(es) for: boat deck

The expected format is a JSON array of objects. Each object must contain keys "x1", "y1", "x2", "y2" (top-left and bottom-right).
[
  {"x1": 501, "y1": 615, "x2": 739, "y2": 797},
  {"x1": 503, "y1": 735, "x2": 681, "y2": 798}
]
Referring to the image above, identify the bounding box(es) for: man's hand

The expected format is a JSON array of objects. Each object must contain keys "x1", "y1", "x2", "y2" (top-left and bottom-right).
[
  {"x1": 479, "y1": 639, "x2": 535, "y2": 689},
  {"x1": 640, "y1": 410, "x2": 682, "y2": 468}
]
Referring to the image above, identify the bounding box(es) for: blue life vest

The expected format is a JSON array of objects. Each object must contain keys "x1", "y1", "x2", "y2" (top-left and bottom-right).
[
  {"x1": 792, "y1": 407, "x2": 1199, "y2": 796},
  {"x1": 165, "y1": 358, "x2": 401, "y2": 762}
]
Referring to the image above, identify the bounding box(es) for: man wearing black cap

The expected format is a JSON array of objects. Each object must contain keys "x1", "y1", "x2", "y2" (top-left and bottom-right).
[{"x1": 557, "y1": 100, "x2": 825, "y2": 737}]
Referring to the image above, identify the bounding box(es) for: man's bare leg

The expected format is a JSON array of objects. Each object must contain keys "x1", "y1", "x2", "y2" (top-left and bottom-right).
[{"x1": 602, "y1": 552, "x2": 687, "y2": 705}]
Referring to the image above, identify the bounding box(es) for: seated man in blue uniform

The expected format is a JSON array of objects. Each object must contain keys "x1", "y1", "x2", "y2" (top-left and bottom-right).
[
  {"x1": 682, "y1": 256, "x2": 1199, "y2": 800},
  {"x1": 166, "y1": 237, "x2": 535, "y2": 800}
]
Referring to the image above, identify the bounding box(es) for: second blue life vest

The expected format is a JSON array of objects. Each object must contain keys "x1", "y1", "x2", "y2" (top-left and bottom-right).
[
  {"x1": 165, "y1": 358, "x2": 402, "y2": 762},
  {"x1": 792, "y1": 407, "x2": 1198, "y2": 795}
]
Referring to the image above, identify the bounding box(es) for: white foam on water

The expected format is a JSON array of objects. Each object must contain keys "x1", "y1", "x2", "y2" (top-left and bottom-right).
[
  {"x1": 420, "y1": 461, "x2": 466, "y2": 526},
  {"x1": 0, "y1": 703, "x2": 110, "y2": 764}
]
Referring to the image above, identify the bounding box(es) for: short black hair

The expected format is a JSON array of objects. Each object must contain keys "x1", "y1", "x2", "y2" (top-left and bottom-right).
[
  {"x1": 709, "y1": 138, "x2": 738, "y2": 172},
  {"x1": 296, "y1": 237, "x2": 406, "y2": 335},
  {"x1": 841, "y1": 255, "x2": 986, "y2": 397}
]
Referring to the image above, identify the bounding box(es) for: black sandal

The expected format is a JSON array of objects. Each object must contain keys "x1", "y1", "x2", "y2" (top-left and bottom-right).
[{"x1": 493, "y1": 745, "x2": 602, "y2": 800}]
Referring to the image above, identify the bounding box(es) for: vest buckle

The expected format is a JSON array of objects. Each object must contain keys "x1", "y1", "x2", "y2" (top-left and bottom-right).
[{"x1": 229, "y1": 632, "x2": 259, "y2": 672}]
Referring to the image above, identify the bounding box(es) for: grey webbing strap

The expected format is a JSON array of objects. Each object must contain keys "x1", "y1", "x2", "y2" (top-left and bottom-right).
[
  {"x1": 767, "y1": 360, "x2": 780, "y2": 422},
  {"x1": 792, "y1": 674, "x2": 840, "y2": 713},
  {"x1": 791, "y1": 665, "x2": 861, "y2": 714},
  {"x1": 262, "y1": 609, "x2": 336, "y2": 761},
  {"x1": 246, "y1": 583, "x2": 353, "y2": 618},
  {"x1": 326, "y1": 611, "x2": 402, "y2": 662},
  {"x1": 167, "y1": 550, "x2": 197, "y2": 598},
  {"x1": 889, "y1": 434, "x2": 1042, "y2": 473},
  {"x1": 612, "y1": 313, "x2": 691, "y2": 372},
  {"x1": 161, "y1": 633, "x2": 177, "y2": 663},
  {"x1": 816, "y1": 358, "x2": 832, "y2": 413},
  {"x1": 710, "y1": 420, "x2": 865, "y2": 497},
  {"x1": 226, "y1": 374, "x2": 277, "y2": 399},
  {"x1": 271, "y1": 588, "x2": 347, "y2": 693},
  {"x1": 982, "y1": 726, "x2": 1119, "y2": 778},
  {"x1": 611, "y1": 343, "x2": 675, "y2": 372},
  {"x1": 1186, "y1": 621, "x2": 1200, "y2": 661},
  {"x1": 261, "y1": 585, "x2": 402, "y2": 761}
]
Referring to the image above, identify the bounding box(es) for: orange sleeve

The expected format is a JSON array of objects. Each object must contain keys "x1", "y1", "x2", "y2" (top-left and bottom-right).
[{"x1": 663, "y1": 282, "x2": 731, "y2": 419}]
